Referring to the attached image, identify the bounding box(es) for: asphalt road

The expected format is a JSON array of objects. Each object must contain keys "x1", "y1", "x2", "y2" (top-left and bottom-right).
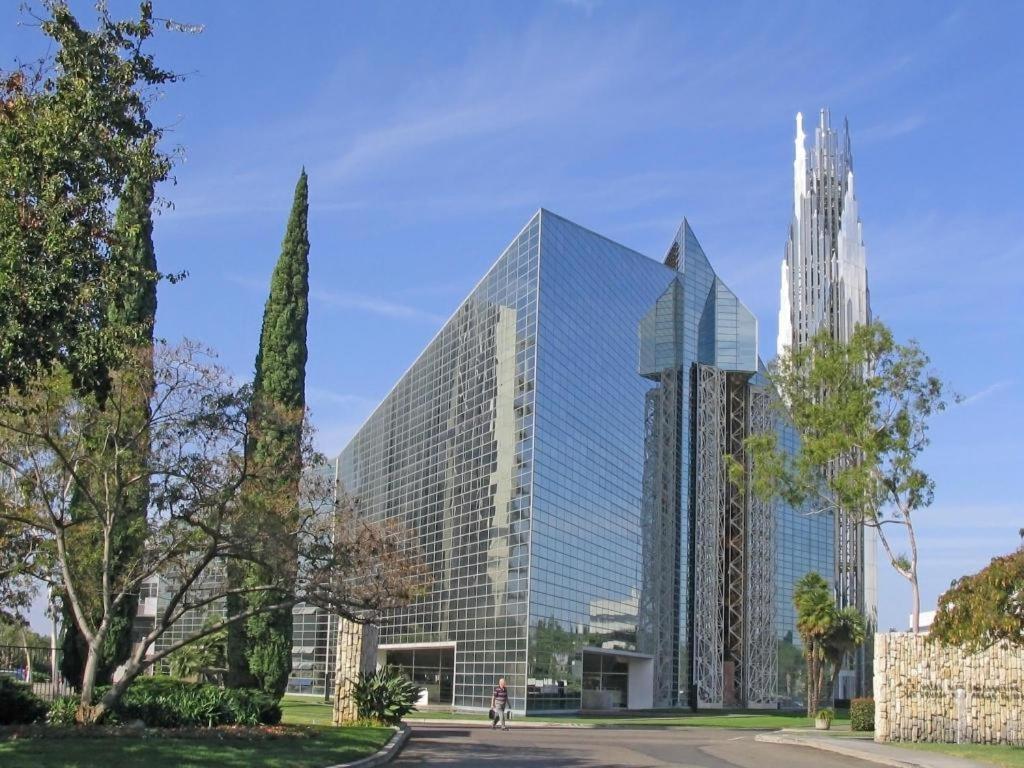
[{"x1": 393, "y1": 724, "x2": 878, "y2": 767}]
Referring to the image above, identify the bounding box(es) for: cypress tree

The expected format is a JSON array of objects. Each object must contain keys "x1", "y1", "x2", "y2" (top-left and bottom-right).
[
  {"x1": 60, "y1": 160, "x2": 159, "y2": 686},
  {"x1": 226, "y1": 170, "x2": 309, "y2": 695}
]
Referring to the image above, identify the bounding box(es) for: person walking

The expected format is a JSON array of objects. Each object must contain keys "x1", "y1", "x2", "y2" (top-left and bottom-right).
[{"x1": 490, "y1": 677, "x2": 510, "y2": 730}]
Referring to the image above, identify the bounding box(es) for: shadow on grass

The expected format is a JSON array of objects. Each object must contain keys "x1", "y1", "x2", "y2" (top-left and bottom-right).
[{"x1": 0, "y1": 726, "x2": 391, "y2": 768}]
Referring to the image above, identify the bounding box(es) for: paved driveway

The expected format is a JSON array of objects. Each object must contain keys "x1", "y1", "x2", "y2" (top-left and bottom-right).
[{"x1": 394, "y1": 724, "x2": 879, "y2": 767}]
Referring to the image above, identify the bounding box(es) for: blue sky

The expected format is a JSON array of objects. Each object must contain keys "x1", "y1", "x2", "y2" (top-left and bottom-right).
[{"x1": 4, "y1": 1, "x2": 1022, "y2": 636}]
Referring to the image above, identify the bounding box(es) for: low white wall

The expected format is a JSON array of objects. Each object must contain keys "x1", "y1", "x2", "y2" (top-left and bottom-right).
[{"x1": 627, "y1": 657, "x2": 654, "y2": 710}]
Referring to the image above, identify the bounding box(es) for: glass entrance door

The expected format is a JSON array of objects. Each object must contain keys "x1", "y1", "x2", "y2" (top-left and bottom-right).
[
  {"x1": 581, "y1": 652, "x2": 629, "y2": 708},
  {"x1": 384, "y1": 647, "x2": 454, "y2": 705}
]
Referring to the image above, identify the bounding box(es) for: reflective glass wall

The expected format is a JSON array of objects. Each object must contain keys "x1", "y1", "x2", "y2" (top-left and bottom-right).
[
  {"x1": 337, "y1": 215, "x2": 540, "y2": 712},
  {"x1": 774, "y1": 419, "x2": 834, "y2": 708},
  {"x1": 333, "y1": 209, "x2": 834, "y2": 713},
  {"x1": 529, "y1": 213, "x2": 676, "y2": 710}
]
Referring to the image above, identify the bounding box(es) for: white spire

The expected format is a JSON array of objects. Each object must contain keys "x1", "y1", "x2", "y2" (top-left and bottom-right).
[
  {"x1": 793, "y1": 112, "x2": 807, "y2": 219},
  {"x1": 777, "y1": 258, "x2": 792, "y2": 357}
]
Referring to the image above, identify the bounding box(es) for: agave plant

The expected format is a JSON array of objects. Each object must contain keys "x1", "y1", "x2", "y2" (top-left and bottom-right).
[{"x1": 351, "y1": 665, "x2": 422, "y2": 725}]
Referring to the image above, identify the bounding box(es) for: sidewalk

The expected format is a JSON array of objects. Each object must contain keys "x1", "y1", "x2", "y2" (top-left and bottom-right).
[{"x1": 755, "y1": 730, "x2": 987, "y2": 768}]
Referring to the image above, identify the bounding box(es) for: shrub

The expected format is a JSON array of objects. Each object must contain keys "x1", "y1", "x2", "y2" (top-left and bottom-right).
[
  {"x1": 46, "y1": 696, "x2": 79, "y2": 726},
  {"x1": 351, "y1": 665, "x2": 422, "y2": 725},
  {"x1": 851, "y1": 697, "x2": 875, "y2": 731},
  {"x1": 95, "y1": 676, "x2": 282, "y2": 727},
  {"x1": 0, "y1": 675, "x2": 47, "y2": 724},
  {"x1": 221, "y1": 688, "x2": 281, "y2": 726}
]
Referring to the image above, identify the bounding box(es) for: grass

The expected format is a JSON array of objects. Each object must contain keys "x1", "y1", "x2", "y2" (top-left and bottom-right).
[
  {"x1": 280, "y1": 695, "x2": 852, "y2": 731},
  {"x1": 280, "y1": 695, "x2": 336, "y2": 726},
  {"x1": 0, "y1": 726, "x2": 393, "y2": 768},
  {"x1": 891, "y1": 742, "x2": 1024, "y2": 768}
]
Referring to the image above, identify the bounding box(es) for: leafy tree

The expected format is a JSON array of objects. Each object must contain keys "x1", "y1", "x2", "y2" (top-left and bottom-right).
[
  {"x1": 0, "y1": 621, "x2": 49, "y2": 684},
  {"x1": 60, "y1": 157, "x2": 159, "y2": 688},
  {"x1": 793, "y1": 572, "x2": 866, "y2": 716},
  {"x1": 227, "y1": 171, "x2": 310, "y2": 696},
  {"x1": 0, "y1": 0, "x2": 185, "y2": 396},
  {"x1": 0, "y1": 621, "x2": 47, "y2": 648},
  {"x1": 0, "y1": 522, "x2": 38, "y2": 623},
  {"x1": 744, "y1": 322, "x2": 950, "y2": 633},
  {"x1": 0, "y1": 342, "x2": 422, "y2": 723},
  {"x1": 931, "y1": 545, "x2": 1024, "y2": 650}
]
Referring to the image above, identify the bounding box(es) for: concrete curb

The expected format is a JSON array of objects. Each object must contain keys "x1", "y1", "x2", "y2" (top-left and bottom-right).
[
  {"x1": 326, "y1": 723, "x2": 411, "y2": 768},
  {"x1": 755, "y1": 731, "x2": 985, "y2": 768}
]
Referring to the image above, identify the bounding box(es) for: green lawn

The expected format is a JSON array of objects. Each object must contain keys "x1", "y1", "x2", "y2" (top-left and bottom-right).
[
  {"x1": 280, "y1": 695, "x2": 336, "y2": 726},
  {"x1": 892, "y1": 742, "x2": 1024, "y2": 768},
  {"x1": 0, "y1": 726, "x2": 392, "y2": 768},
  {"x1": 280, "y1": 694, "x2": 850, "y2": 731}
]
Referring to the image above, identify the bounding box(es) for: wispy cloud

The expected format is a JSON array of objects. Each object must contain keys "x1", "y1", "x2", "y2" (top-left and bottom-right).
[
  {"x1": 310, "y1": 287, "x2": 446, "y2": 324},
  {"x1": 555, "y1": 0, "x2": 601, "y2": 16},
  {"x1": 309, "y1": 419, "x2": 368, "y2": 458},
  {"x1": 858, "y1": 114, "x2": 926, "y2": 143},
  {"x1": 960, "y1": 380, "x2": 1013, "y2": 406},
  {"x1": 224, "y1": 276, "x2": 444, "y2": 325},
  {"x1": 322, "y1": 101, "x2": 514, "y2": 181},
  {"x1": 869, "y1": 213, "x2": 1024, "y2": 328},
  {"x1": 307, "y1": 387, "x2": 376, "y2": 408}
]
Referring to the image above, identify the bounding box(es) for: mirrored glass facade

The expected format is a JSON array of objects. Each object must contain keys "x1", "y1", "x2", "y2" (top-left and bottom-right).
[{"x1": 334, "y1": 210, "x2": 834, "y2": 712}]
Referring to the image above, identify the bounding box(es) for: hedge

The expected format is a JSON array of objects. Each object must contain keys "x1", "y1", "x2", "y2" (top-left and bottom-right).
[
  {"x1": 850, "y1": 697, "x2": 875, "y2": 731},
  {"x1": 0, "y1": 675, "x2": 48, "y2": 724}
]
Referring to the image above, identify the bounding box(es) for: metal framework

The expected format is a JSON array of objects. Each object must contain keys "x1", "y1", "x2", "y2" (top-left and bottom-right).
[
  {"x1": 694, "y1": 364, "x2": 726, "y2": 708},
  {"x1": 745, "y1": 386, "x2": 777, "y2": 707},
  {"x1": 724, "y1": 373, "x2": 749, "y2": 705}
]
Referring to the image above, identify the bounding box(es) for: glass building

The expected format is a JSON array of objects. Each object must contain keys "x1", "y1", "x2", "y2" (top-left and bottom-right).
[{"x1": 333, "y1": 210, "x2": 832, "y2": 712}]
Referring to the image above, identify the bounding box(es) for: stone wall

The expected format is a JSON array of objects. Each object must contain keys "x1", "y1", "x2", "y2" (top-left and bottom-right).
[
  {"x1": 332, "y1": 619, "x2": 379, "y2": 725},
  {"x1": 874, "y1": 632, "x2": 1024, "y2": 745}
]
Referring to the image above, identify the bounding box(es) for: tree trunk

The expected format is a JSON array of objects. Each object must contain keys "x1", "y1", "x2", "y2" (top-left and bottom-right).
[
  {"x1": 817, "y1": 663, "x2": 828, "y2": 713},
  {"x1": 911, "y1": 576, "x2": 921, "y2": 634},
  {"x1": 805, "y1": 642, "x2": 821, "y2": 717},
  {"x1": 805, "y1": 654, "x2": 813, "y2": 717},
  {"x1": 50, "y1": 611, "x2": 59, "y2": 688},
  {"x1": 77, "y1": 645, "x2": 102, "y2": 724},
  {"x1": 19, "y1": 628, "x2": 32, "y2": 684}
]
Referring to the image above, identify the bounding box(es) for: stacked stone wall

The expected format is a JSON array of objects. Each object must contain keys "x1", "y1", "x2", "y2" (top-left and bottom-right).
[
  {"x1": 874, "y1": 632, "x2": 1024, "y2": 745},
  {"x1": 332, "y1": 619, "x2": 379, "y2": 725}
]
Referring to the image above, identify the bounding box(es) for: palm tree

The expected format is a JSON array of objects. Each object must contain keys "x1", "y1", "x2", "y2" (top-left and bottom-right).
[
  {"x1": 167, "y1": 619, "x2": 227, "y2": 683},
  {"x1": 794, "y1": 572, "x2": 868, "y2": 716},
  {"x1": 824, "y1": 606, "x2": 867, "y2": 701},
  {"x1": 794, "y1": 572, "x2": 834, "y2": 716}
]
